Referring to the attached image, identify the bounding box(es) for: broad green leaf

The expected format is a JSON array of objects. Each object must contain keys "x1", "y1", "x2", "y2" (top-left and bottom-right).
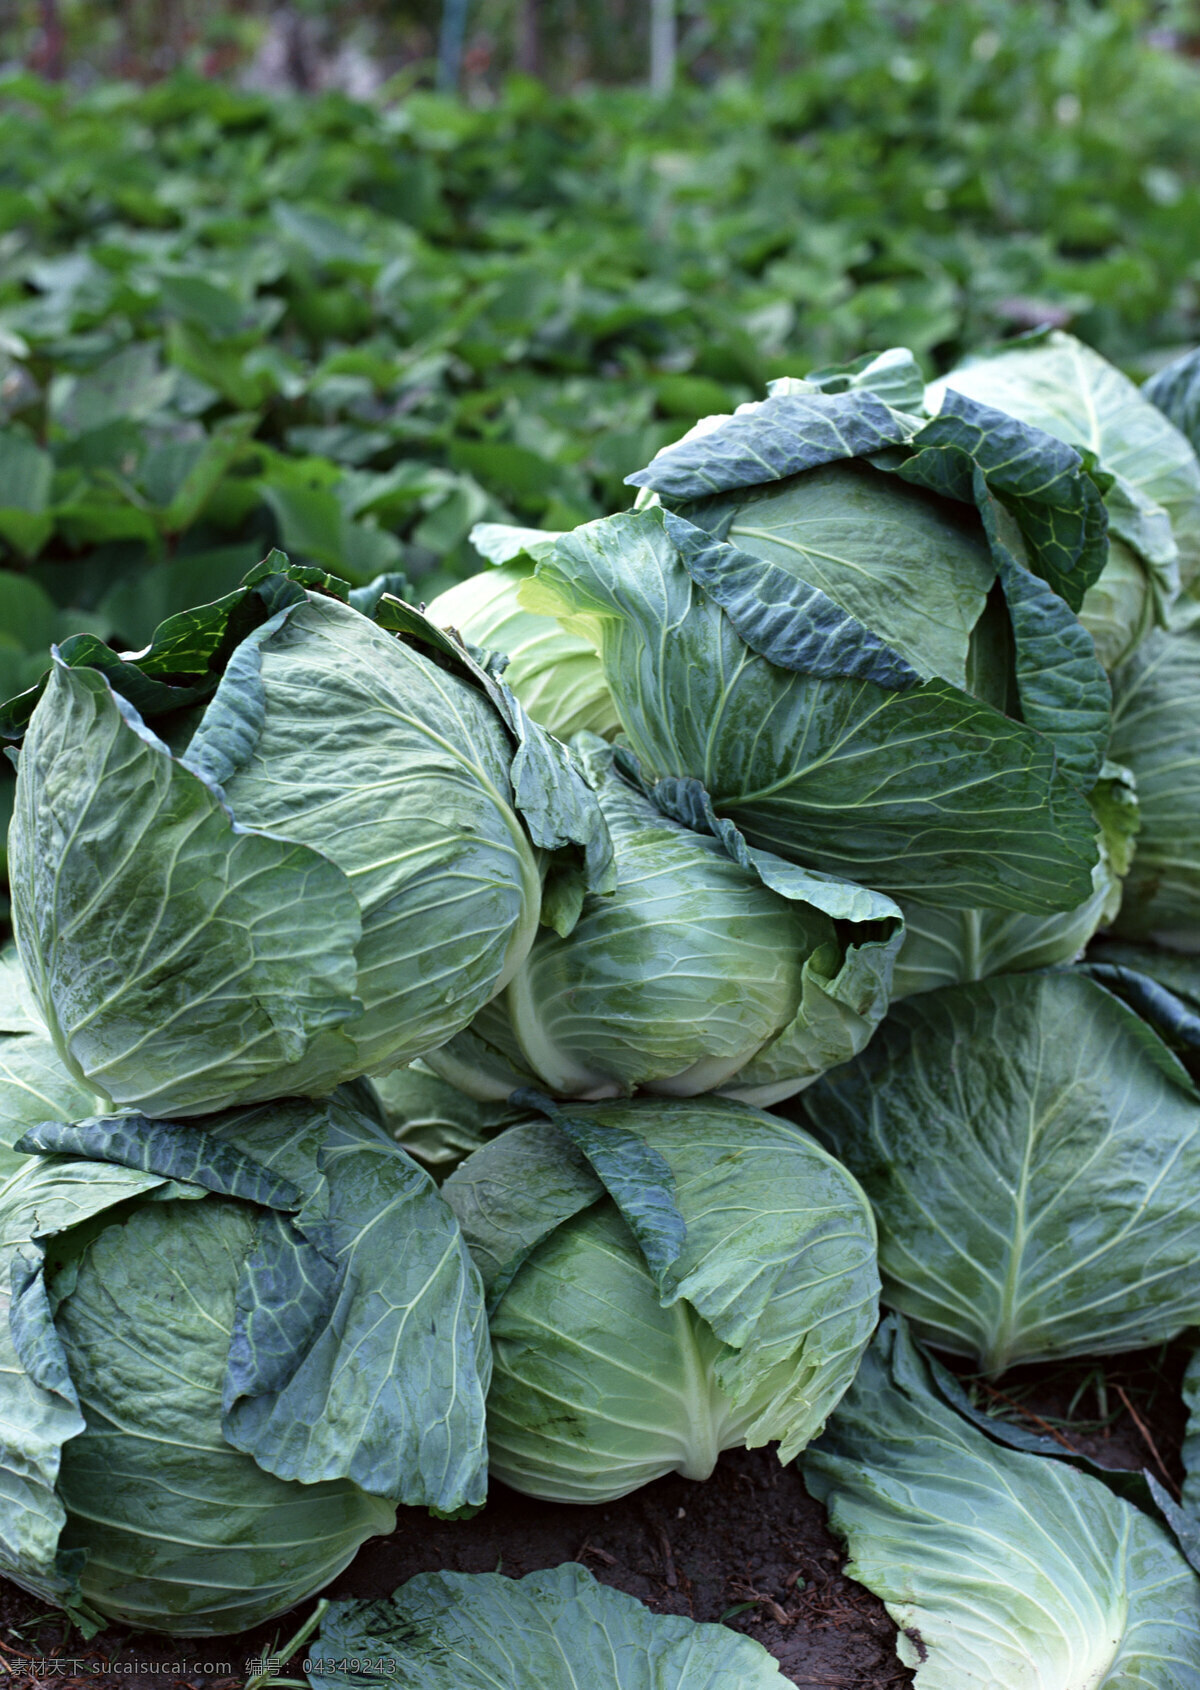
[
  {"x1": 366, "y1": 1060, "x2": 525, "y2": 1180},
  {"x1": 804, "y1": 1316, "x2": 1200, "y2": 1688},
  {"x1": 0, "y1": 434, "x2": 53, "y2": 558},
  {"x1": 216, "y1": 1098, "x2": 491, "y2": 1512},
  {"x1": 625, "y1": 389, "x2": 914, "y2": 499},
  {"x1": 804, "y1": 972, "x2": 1200, "y2": 1372},
  {"x1": 468, "y1": 522, "x2": 564, "y2": 564},
  {"x1": 896, "y1": 386, "x2": 1109, "y2": 611},
  {"x1": 50, "y1": 343, "x2": 176, "y2": 434},
  {"x1": 1083, "y1": 941, "x2": 1200, "y2": 1072},
  {"x1": 530, "y1": 508, "x2": 1099, "y2": 912},
  {"x1": 258, "y1": 479, "x2": 405, "y2": 586},
  {"x1": 937, "y1": 331, "x2": 1200, "y2": 589},
  {"x1": 0, "y1": 572, "x2": 57, "y2": 656},
  {"x1": 443, "y1": 1117, "x2": 605, "y2": 1305},
  {"x1": 16, "y1": 1116, "x2": 304, "y2": 1211},
  {"x1": 794, "y1": 346, "x2": 926, "y2": 410},
  {"x1": 9, "y1": 660, "x2": 364, "y2": 1116},
  {"x1": 0, "y1": 945, "x2": 43, "y2": 1036},
  {"x1": 308, "y1": 1563, "x2": 786, "y2": 1689}
]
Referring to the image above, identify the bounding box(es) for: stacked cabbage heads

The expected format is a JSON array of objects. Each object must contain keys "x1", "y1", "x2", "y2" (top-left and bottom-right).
[{"x1": 4, "y1": 333, "x2": 1200, "y2": 1682}]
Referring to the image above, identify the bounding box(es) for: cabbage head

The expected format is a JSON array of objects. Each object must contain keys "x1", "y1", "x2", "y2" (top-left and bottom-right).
[
  {"x1": 930, "y1": 329, "x2": 1200, "y2": 664},
  {"x1": 0, "y1": 1088, "x2": 490, "y2": 1634},
  {"x1": 1109, "y1": 614, "x2": 1200, "y2": 949},
  {"x1": 443, "y1": 1096, "x2": 879, "y2": 1503},
  {"x1": 428, "y1": 737, "x2": 902, "y2": 1105},
  {"x1": 1, "y1": 558, "x2": 611, "y2": 1117},
  {"x1": 527, "y1": 380, "x2": 1111, "y2": 913},
  {"x1": 426, "y1": 524, "x2": 618, "y2": 742}
]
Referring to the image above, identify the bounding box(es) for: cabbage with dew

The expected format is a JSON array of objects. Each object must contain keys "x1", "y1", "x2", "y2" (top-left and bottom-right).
[
  {"x1": 427, "y1": 735, "x2": 902, "y2": 1106},
  {"x1": 929, "y1": 329, "x2": 1200, "y2": 663},
  {"x1": 803, "y1": 1317, "x2": 1200, "y2": 1689},
  {"x1": 1108, "y1": 612, "x2": 1200, "y2": 949},
  {"x1": 443, "y1": 1095, "x2": 878, "y2": 1504},
  {"x1": 802, "y1": 971, "x2": 1200, "y2": 1374},
  {"x1": 1, "y1": 557, "x2": 611, "y2": 1119},
  {"x1": 527, "y1": 381, "x2": 1110, "y2": 912},
  {"x1": 425, "y1": 523, "x2": 618, "y2": 742},
  {"x1": 0, "y1": 1089, "x2": 490, "y2": 1634}
]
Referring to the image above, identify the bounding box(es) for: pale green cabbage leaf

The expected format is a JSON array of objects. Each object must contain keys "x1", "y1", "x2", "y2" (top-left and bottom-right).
[
  {"x1": 306, "y1": 1563, "x2": 786, "y2": 1689},
  {"x1": 804, "y1": 1316, "x2": 1200, "y2": 1688},
  {"x1": 802, "y1": 972, "x2": 1200, "y2": 1372}
]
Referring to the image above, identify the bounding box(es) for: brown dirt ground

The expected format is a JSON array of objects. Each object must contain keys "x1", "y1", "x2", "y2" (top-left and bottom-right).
[{"x1": 0, "y1": 1341, "x2": 1190, "y2": 1690}]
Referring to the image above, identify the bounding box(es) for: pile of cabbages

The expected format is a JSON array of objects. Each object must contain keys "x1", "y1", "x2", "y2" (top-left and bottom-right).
[{"x1": 5, "y1": 331, "x2": 1200, "y2": 1687}]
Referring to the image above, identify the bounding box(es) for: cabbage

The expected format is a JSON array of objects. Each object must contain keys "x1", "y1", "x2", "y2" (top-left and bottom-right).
[
  {"x1": 427, "y1": 545, "x2": 618, "y2": 743},
  {"x1": 444, "y1": 1095, "x2": 878, "y2": 1503},
  {"x1": 4, "y1": 561, "x2": 611, "y2": 1117},
  {"x1": 0, "y1": 1090, "x2": 489, "y2": 1634},
  {"x1": 428, "y1": 736, "x2": 902, "y2": 1105},
  {"x1": 528, "y1": 383, "x2": 1109, "y2": 912}
]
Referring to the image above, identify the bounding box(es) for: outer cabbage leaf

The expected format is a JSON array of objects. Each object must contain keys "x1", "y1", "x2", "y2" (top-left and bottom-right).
[
  {"x1": 1083, "y1": 940, "x2": 1200, "y2": 1075},
  {"x1": 306, "y1": 1563, "x2": 786, "y2": 1689},
  {"x1": 0, "y1": 945, "x2": 42, "y2": 1035},
  {"x1": 803, "y1": 1316, "x2": 1200, "y2": 1688},
  {"x1": 891, "y1": 761, "x2": 1138, "y2": 997},
  {"x1": 625, "y1": 388, "x2": 915, "y2": 499},
  {"x1": 895, "y1": 386, "x2": 1109, "y2": 611},
  {"x1": 212, "y1": 1096, "x2": 492, "y2": 1512},
  {"x1": 427, "y1": 563, "x2": 619, "y2": 741},
  {"x1": 528, "y1": 506, "x2": 1099, "y2": 912},
  {"x1": 786, "y1": 345, "x2": 926, "y2": 411},
  {"x1": 0, "y1": 1146, "x2": 173, "y2": 1620},
  {"x1": 804, "y1": 972, "x2": 1200, "y2": 1372},
  {"x1": 1109, "y1": 618, "x2": 1200, "y2": 947},
  {"x1": 0, "y1": 1035, "x2": 102, "y2": 1153},
  {"x1": 9, "y1": 659, "x2": 364, "y2": 1116},
  {"x1": 440, "y1": 1118, "x2": 605, "y2": 1305},
  {"x1": 932, "y1": 329, "x2": 1200, "y2": 593}
]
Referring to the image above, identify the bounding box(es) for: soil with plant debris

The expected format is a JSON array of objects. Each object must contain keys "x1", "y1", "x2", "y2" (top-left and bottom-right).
[{"x1": 0, "y1": 1342, "x2": 1189, "y2": 1689}]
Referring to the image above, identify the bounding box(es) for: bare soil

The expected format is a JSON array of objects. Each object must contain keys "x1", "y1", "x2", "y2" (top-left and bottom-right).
[{"x1": 0, "y1": 1342, "x2": 1190, "y2": 1690}]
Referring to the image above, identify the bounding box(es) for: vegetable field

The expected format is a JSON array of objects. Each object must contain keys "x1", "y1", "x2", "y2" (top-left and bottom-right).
[{"x1": 6, "y1": 7, "x2": 1200, "y2": 1685}]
